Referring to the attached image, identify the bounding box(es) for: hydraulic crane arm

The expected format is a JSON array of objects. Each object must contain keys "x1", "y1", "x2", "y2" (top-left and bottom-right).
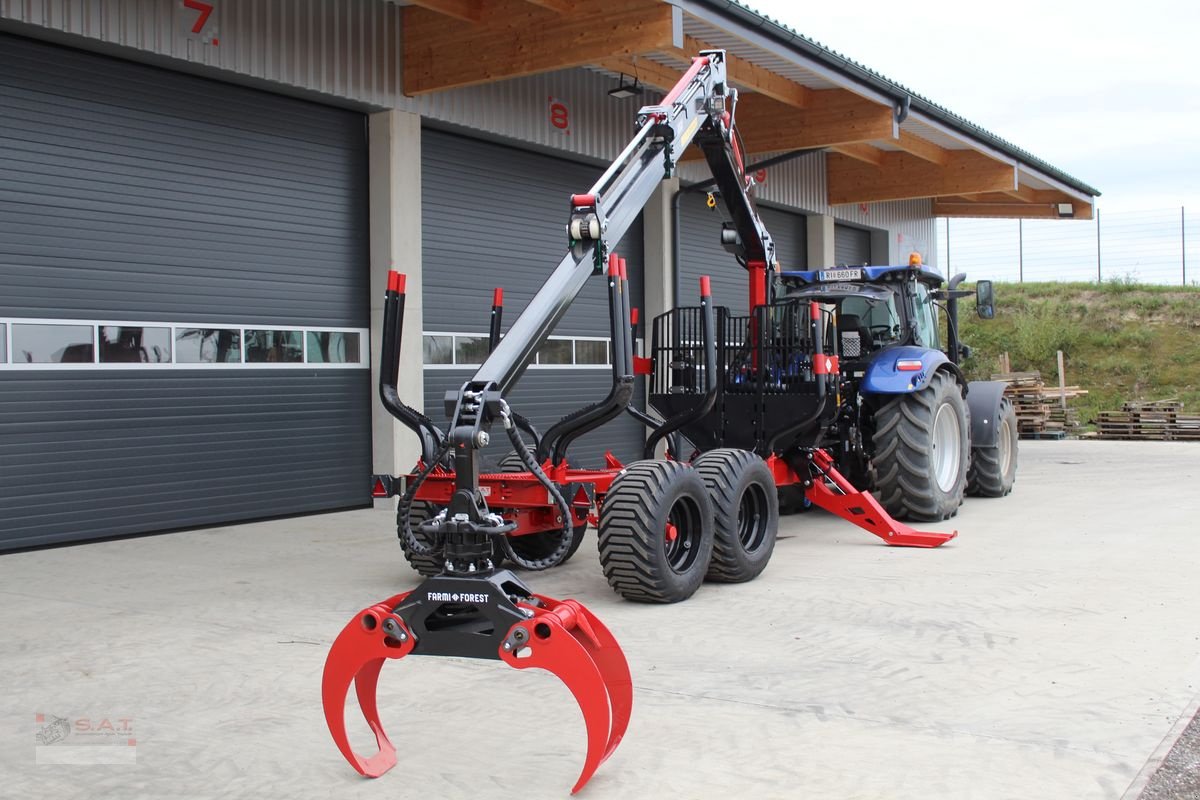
[
  {"x1": 431, "y1": 50, "x2": 781, "y2": 573},
  {"x1": 470, "y1": 50, "x2": 776, "y2": 397}
]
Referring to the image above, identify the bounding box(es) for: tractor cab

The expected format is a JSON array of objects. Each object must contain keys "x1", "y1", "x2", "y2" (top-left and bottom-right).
[{"x1": 776, "y1": 263, "x2": 947, "y2": 363}]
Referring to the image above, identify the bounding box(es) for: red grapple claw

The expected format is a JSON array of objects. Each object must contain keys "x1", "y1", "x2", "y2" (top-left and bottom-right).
[
  {"x1": 321, "y1": 592, "x2": 414, "y2": 778},
  {"x1": 504, "y1": 596, "x2": 633, "y2": 794}
]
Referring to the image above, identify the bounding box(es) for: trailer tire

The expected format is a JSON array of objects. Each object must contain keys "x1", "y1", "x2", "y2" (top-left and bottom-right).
[
  {"x1": 692, "y1": 449, "x2": 778, "y2": 583},
  {"x1": 498, "y1": 449, "x2": 586, "y2": 567},
  {"x1": 872, "y1": 370, "x2": 969, "y2": 521},
  {"x1": 967, "y1": 397, "x2": 1019, "y2": 497},
  {"x1": 598, "y1": 460, "x2": 714, "y2": 603}
]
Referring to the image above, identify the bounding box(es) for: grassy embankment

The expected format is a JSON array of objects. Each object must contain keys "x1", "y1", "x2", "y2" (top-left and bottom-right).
[{"x1": 954, "y1": 281, "x2": 1200, "y2": 424}]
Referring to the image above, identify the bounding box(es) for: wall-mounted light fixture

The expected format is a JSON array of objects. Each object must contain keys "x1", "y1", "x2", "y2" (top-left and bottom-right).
[
  {"x1": 607, "y1": 74, "x2": 643, "y2": 99},
  {"x1": 1056, "y1": 202, "x2": 1074, "y2": 218}
]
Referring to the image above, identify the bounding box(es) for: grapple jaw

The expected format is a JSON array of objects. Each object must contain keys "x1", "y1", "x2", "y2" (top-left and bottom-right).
[{"x1": 322, "y1": 571, "x2": 631, "y2": 794}]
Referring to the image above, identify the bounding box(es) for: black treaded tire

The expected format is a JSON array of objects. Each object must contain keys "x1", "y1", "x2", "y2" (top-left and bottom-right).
[
  {"x1": 692, "y1": 449, "x2": 779, "y2": 583},
  {"x1": 398, "y1": 500, "x2": 444, "y2": 577},
  {"x1": 872, "y1": 370, "x2": 969, "y2": 521},
  {"x1": 967, "y1": 397, "x2": 1019, "y2": 497},
  {"x1": 597, "y1": 460, "x2": 714, "y2": 603},
  {"x1": 498, "y1": 449, "x2": 586, "y2": 568}
]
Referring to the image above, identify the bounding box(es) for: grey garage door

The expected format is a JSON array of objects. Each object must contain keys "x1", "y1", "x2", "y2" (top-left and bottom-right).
[
  {"x1": 421, "y1": 129, "x2": 646, "y2": 469},
  {"x1": 834, "y1": 223, "x2": 872, "y2": 266},
  {"x1": 0, "y1": 34, "x2": 371, "y2": 549},
  {"x1": 678, "y1": 192, "x2": 808, "y2": 316}
]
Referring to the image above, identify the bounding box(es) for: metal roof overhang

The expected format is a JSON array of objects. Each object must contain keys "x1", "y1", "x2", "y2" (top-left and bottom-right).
[{"x1": 394, "y1": 0, "x2": 1098, "y2": 220}]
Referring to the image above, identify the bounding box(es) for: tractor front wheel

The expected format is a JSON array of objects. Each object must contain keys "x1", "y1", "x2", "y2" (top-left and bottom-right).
[
  {"x1": 967, "y1": 397, "x2": 1019, "y2": 497},
  {"x1": 871, "y1": 370, "x2": 969, "y2": 521},
  {"x1": 597, "y1": 460, "x2": 714, "y2": 603},
  {"x1": 692, "y1": 449, "x2": 779, "y2": 583}
]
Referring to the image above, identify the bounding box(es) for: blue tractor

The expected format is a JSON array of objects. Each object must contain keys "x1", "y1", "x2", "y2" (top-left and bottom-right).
[{"x1": 771, "y1": 259, "x2": 1017, "y2": 520}]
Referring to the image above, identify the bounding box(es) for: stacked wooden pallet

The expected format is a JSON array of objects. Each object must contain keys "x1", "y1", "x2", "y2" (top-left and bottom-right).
[
  {"x1": 990, "y1": 370, "x2": 1086, "y2": 438},
  {"x1": 1095, "y1": 401, "x2": 1200, "y2": 441}
]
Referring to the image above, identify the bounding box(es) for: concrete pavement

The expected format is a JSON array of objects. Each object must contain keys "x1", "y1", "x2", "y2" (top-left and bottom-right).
[{"x1": 2, "y1": 440, "x2": 1198, "y2": 799}]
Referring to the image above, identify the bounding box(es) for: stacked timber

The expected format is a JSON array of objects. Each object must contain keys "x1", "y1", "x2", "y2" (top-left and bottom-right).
[
  {"x1": 1095, "y1": 401, "x2": 1200, "y2": 441},
  {"x1": 990, "y1": 370, "x2": 1086, "y2": 437}
]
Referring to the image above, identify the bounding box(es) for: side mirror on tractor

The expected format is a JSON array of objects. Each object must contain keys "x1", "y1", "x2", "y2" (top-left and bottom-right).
[{"x1": 975, "y1": 280, "x2": 995, "y2": 319}]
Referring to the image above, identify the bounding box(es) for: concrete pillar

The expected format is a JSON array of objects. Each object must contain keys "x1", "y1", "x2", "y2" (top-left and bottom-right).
[
  {"x1": 643, "y1": 176, "x2": 679, "y2": 323},
  {"x1": 641, "y1": 176, "x2": 678, "y2": 457},
  {"x1": 807, "y1": 214, "x2": 836, "y2": 268},
  {"x1": 368, "y1": 109, "x2": 423, "y2": 509}
]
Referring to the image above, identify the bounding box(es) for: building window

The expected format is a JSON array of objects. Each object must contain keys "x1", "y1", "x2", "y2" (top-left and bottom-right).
[
  {"x1": 423, "y1": 334, "x2": 453, "y2": 365},
  {"x1": 575, "y1": 340, "x2": 608, "y2": 365},
  {"x1": 176, "y1": 329, "x2": 242, "y2": 363},
  {"x1": 99, "y1": 326, "x2": 172, "y2": 363},
  {"x1": 244, "y1": 330, "x2": 303, "y2": 363},
  {"x1": 454, "y1": 335, "x2": 490, "y2": 365},
  {"x1": 0, "y1": 319, "x2": 367, "y2": 370},
  {"x1": 537, "y1": 338, "x2": 573, "y2": 365},
  {"x1": 11, "y1": 323, "x2": 94, "y2": 363},
  {"x1": 423, "y1": 333, "x2": 612, "y2": 369},
  {"x1": 307, "y1": 331, "x2": 361, "y2": 364}
]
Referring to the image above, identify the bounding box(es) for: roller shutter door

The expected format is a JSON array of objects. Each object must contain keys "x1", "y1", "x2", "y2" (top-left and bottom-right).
[
  {"x1": 678, "y1": 193, "x2": 807, "y2": 315},
  {"x1": 0, "y1": 34, "x2": 371, "y2": 549},
  {"x1": 421, "y1": 130, "x2": 645, "y2": 468},
  {"x1": 834, "y1": 224, "x2": 872, "y2": 266}
]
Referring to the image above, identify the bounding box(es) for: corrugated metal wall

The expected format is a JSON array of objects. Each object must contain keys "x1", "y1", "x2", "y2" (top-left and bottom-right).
[
  {"x1": 677, "y1": 195, "x2": 807, "y2": 316},
  {"x1": 421, "y1": 129, "x2": 646, "y2": 469},
  {"x1": 0, "y1": 33, "x2": 371, "y2": 548},
  {"x1": 0, "y1": 2, "x2": 937, "y2": 261},
  {"x1": 0, "y1": 0, "x2": 404, "y2": 108}
]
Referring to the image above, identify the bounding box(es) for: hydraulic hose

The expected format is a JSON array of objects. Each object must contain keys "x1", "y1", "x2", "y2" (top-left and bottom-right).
[
  {"x1": 396, "y1": 438, "x2": 453, "y2": 557},
  {"x1": 500, "y1": 402, "x2": 575, "y2": 571}
]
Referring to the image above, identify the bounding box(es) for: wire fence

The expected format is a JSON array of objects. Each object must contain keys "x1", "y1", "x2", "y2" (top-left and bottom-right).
[{"x1": 936, "y1": 207, "x2": 1200, "y2": 285}]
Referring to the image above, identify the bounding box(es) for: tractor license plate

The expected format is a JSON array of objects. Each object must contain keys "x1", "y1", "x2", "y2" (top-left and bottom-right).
[{"x1": 818, "y1": 268, "x2": 862, "y2": 281}]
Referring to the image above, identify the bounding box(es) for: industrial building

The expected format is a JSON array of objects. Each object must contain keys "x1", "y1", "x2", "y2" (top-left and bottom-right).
[{"x1": 0, "y1": 0, "x2": 1098, "y2": 548}]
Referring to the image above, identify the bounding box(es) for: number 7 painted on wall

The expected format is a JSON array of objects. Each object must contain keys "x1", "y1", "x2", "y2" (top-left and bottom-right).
[{"x1": 181, "y1": 0, "x2": 219, "y2": 46}]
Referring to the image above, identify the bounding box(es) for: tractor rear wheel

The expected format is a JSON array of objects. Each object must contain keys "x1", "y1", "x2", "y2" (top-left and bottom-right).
[
  {"x1": 498, "y1": 448, "x2": 586, "y2": 568},
  {"x1": 597, "y1": 460, "x2": 714, "y2": 603},
  {"x1": 692, "y1": 449, "x2": 779, "y2": 583},
  {"x1": 967, "y1": 397, "x2": 1019, "y2": 497},
  {"x1": 872, "y1": 370, "x2": 969, "y2": 521}
]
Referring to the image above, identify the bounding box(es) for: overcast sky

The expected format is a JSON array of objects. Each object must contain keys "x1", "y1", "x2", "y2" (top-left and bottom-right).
[{"x1": 747, "y1": 0, "x2": 1200, "y2": 214}]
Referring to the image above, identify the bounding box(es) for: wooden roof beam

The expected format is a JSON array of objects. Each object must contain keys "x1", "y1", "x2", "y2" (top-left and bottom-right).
[
  {"x1": 404, "y1": 0, "x2": 678, "y2": 95},
  {"x1": 830, "y1": 143, "x2": 885, "y2": 167},
  {"x1": 408, "y1": 0, "x2": 483, "y2": 24},
  {"x1": 828, "y1": 150, "x2": 1017, "y2": 205},
  {"x1": 892, "y1": 130, "x2": 949, "y2": 165},
  {"x1": 933, "y1": 199, "x2": 1094, "y2": 220},
  {"x1": 596, "y1": 56, "x2": 683, "y2": 93},
  {"x1": 677, "y1": 91, "x2": 895, "y2": 161},
  {"x1": 733, "y1": 92, "x2": 897, "y2": 153},
  {"x1": 522, "y1": 0, "x2": 572, "y2": 12},
  {"x1": 668, "y1": 36, "x2": 813, "y2": 108}
]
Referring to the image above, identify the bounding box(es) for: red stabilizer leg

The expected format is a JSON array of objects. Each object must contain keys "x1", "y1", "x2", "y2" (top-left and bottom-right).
[
  {"x1": 321, "y1": 593, "x2": 415, "y2": 777},
  {"x1": 501, "y1": 596, "x2": 633, "y2": 794},
  {"x1": 805, "y1": 450, "x2": 956, "y2": 548}
]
